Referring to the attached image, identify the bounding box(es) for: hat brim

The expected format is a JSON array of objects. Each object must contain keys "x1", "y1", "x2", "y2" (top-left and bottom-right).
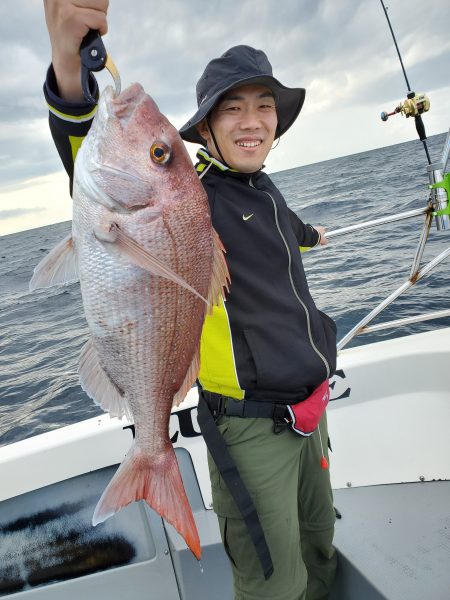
[{"x1": 179, "y1": 75, "x2": 305, "y2": 145}]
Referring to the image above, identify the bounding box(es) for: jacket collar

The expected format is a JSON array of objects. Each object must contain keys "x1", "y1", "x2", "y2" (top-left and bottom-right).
[
  {"x1": 196, "y1": 148, "x2": 237, "y2": 173},
  {"x1": 195, "y1": 147, "x2": 264, "y2": 181}
]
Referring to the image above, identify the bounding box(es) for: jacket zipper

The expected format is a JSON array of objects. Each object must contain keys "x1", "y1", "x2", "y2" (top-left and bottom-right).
[{"x1": 249, "y1": 177, "x2": 330, "y2": 379}]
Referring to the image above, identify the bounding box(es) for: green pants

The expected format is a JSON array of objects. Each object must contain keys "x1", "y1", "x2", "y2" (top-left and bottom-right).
[{"x1": 208, "y1": 412, "x2": 336, "y2": 600}]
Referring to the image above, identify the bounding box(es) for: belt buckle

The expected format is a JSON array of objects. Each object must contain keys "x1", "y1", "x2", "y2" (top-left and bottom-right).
[
  {"x1": 217, "y1": 395, "x2": 226, "y2": 416},
  {"x1": 273, "y1": 404, "x2": 289, "y2": 434},
  {"x1": 202, "y1": 391, "x2": 224, "y2": 420},
  {"x1": 226, "y1": 398, "x2": 246, "y2": 417}
]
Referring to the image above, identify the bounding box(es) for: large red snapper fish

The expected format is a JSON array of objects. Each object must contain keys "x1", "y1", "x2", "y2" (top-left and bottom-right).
[{"x1": 30, "y1": 83, "x2": 229, "y2": 560}]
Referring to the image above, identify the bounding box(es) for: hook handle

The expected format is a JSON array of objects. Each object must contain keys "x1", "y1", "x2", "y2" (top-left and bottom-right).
[{"x1": 80, "y1": 29, "x2": 107, "y2": 102}]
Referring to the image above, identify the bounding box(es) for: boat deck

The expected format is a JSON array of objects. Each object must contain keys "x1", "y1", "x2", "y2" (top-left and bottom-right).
[{"x1": 331, "y1": 480, "x2": 450, "y2": 600}]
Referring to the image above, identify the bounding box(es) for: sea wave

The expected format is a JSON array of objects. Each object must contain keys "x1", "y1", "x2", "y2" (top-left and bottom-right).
[{"x1": 1, "y1": 132, "x2": 448, "y2": 446}]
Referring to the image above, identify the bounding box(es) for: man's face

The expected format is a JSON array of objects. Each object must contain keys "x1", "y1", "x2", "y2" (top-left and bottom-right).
[{"x1": 196, "y1": 84, "x2": 278, "y2": 173}]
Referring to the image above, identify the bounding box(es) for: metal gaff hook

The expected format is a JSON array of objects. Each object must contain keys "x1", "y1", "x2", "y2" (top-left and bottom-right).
[{"x1": 80, "y1": 29, "x2": 121, "y2": 102}]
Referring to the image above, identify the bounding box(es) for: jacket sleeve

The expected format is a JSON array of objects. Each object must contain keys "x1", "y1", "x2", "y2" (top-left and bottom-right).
[
  {"x1": 288, "y1": 208, "x2": 321, "y2": 251},
  {"x1": 43, "y1": 65, "x2": 99, "y2": 195}
]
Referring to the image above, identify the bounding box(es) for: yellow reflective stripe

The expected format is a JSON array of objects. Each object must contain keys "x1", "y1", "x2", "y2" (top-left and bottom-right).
[
  {"x1": 47, "y1": 103, "x2": 97, "y2": 123},
  {"x1": 196, "y1": 163, "x2": 206, "y2": 173},
  {"x1": 69, "y1": 135, "x2": 84, "y2": 163},
  {"x1": 299, "y1": 246, "x2": 311, "y2": 253},
  {"x1": 199, "y1": 296, "x2": 244, "y2": 399},
  {"x1": 197, "y1": 148, "x2": 239, "y2": 172}
]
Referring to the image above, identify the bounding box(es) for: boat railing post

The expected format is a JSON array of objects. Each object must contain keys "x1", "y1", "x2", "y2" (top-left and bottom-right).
[
  {"x1": 409, "y1": 206, "x2": 433, "y2": 280},
  {"x1": 337, "y1": 246, "x2": 450, "y2": 351}
]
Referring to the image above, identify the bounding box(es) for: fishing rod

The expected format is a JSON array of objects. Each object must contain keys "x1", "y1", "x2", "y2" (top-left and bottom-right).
[
  {"x1": 379, "y1": 0, "x2": 449, "y2": 233},
  {"x1": 379, "y1": 0, "x2": 432, "y2": 165},
  {"x1": 331, "y1": 3, "x2": 450, "y2": 350}
]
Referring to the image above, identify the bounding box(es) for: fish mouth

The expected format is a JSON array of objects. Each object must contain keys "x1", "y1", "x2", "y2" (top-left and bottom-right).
[
  {"x1": 108, "y1": 83, "x2": 149, "y2": 126},
  {"x1": 112, "y1": 83, "x2": 146, "y2": 107},
  {"x1": 95, "y1": 84, "x2": 148, "y2": 130}
]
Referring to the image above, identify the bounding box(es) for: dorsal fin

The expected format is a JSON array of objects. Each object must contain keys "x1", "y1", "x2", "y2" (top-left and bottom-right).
[{"x1": 207, "y1": 228, "x2": 230, "y2": 313}]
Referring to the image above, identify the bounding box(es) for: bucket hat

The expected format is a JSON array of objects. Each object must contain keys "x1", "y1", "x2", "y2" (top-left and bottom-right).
[{"x1": 179, "y1": 45, "x2": 305, "y2": 144}]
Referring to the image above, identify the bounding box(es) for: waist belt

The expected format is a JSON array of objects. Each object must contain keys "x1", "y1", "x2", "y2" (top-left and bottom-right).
[{"x1": 200, "y1": 390, "x2": 290, "y2": 423}]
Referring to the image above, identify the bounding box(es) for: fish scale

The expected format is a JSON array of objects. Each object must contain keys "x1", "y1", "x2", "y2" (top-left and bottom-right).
[{"x1": 30, "y1": 82, "x2": 230, "y2": 560}]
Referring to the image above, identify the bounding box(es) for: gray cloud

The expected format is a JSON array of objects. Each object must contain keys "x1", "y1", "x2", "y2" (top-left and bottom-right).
[
  {"x1": 0, "y1": 207, "x2": 45, "y2": 220},
  {"x1": 0, "y1": 117, "x2": 64, "y2": 188},
  {"x1": 0, "y1": 0, "x2": 449, "y2": 189}
]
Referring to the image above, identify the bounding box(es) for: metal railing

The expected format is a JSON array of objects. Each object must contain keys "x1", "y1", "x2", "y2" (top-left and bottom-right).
[{"x1": 327, "y1": 128, "x2": 450, "y2": 351}]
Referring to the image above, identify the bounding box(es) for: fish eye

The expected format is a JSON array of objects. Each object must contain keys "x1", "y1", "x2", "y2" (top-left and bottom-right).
[{"x1": 150, "y1": 142, "x2": 171, "y2": 165}]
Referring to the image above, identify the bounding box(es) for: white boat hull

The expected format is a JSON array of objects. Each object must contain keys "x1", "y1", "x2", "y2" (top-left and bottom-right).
[{"x1": 0, "y1": 327, "x2": 449, "y2": 599}]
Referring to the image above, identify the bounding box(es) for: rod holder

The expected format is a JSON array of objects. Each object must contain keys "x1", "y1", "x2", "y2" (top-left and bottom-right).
[{"x1": 428, "y1": 161, "x2": 450, "y2": 231}]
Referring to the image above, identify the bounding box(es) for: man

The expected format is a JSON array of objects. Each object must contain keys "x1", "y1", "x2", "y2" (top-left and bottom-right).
[{"x1": 43, "y1": 2, "x2": 338, "y2": 598}]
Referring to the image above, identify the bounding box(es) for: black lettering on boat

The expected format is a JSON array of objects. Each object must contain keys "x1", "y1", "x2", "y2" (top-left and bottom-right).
[
  {"x1": 330, "y1": 369, "x2": 351, "y2": 401},
  {"x1": 123, "y1": 405, "x2": 202, "y2": 442}
]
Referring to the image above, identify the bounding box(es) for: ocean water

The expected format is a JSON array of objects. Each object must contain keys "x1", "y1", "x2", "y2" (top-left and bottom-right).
[{"x1": 0, "y1": 132, "x2": 449, "y2": 447}]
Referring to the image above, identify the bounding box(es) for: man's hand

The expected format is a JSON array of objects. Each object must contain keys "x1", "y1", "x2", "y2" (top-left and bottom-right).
[
  {"x1": 314, "y1": 225, "x2": 329, "y2": 246},
  {"x1": 43, "y1": 0, "x2": 109, "y2": 102}
]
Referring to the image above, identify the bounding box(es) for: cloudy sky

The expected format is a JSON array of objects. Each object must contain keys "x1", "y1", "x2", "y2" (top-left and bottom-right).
[{"x1": 1, "y1": 0, "x2": 449, "y2": 236}]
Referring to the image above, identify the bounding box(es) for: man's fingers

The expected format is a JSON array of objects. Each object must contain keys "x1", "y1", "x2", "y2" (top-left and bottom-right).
[
  {"x1": 313, "y1": 225, "x2": 329, "y2": 246},
  {"x1": 74, "y1": 8, "x2": 108, "y2": 38},
  {"x1": 44, "y1": 0, "x2": 110, "y2": 101},
  {"x1": 45, "y1": 1, "x2": 109, "y2": 44},
  {"x1": 72, "y1": 0, "x2": 109, "y2": 8},
  {"x1": 74, "y1": 1, "x2": 109, "y2": 35}
]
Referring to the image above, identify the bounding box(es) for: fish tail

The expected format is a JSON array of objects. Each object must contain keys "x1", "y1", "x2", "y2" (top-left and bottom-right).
[{"x1": 92, "y1": 443, "x2": 201, "y2": 559}]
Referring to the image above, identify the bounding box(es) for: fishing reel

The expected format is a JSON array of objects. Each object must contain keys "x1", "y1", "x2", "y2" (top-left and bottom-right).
[
  {"x1": 381, "y1": 91, "x2": 430, "y2": 143},
  {"x1": 381, "y1": 92, "x2": 430, "y2": 122}
]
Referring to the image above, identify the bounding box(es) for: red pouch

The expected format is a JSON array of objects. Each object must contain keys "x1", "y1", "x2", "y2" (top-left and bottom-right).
[{"x1": 287, "y1": 380, "x2": 330, "y2": 437}]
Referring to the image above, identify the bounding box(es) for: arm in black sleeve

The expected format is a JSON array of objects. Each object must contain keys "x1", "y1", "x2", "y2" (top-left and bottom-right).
[
  {"x1": 43, "y1": 64, "x2": 99, "y2": 194},
  {"x1": 288, "y1": 208, "x2": 321, "y2": 249}
]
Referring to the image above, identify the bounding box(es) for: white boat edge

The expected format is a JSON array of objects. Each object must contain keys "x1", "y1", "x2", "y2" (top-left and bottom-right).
[{"x1": 1, "y1": 326, "x2": 449, "y2": 507}]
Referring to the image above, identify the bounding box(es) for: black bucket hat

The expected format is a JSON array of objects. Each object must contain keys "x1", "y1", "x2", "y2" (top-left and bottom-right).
[{"x1": 179, "y1": 45, "x2": 305, "y2": 145}]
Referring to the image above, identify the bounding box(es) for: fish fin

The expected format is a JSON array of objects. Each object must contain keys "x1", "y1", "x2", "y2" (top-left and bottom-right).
[
  {"x1": 173, "y1": 350, "x2": 200, "y2": 407},
  {"x1": 29, "y1": 234, "x2": 78, "y2": 291},
  {"x1": 92, "y1": 443, "x2": 201, "y2": 560},
  {"x1": 95, "y1": 223, "x2": 208, "y2": 304},
  {"x1": 78, "y1": 339, "x2": 133, "y2": 421},
  {"x1": 207, "y1": 228, "x2": 230, "y2": 314}
]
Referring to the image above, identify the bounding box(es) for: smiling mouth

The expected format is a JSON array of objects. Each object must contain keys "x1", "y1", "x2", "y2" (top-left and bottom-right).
[{"x1": 236, "y1": 140, "x2": 262, "y2": 148}]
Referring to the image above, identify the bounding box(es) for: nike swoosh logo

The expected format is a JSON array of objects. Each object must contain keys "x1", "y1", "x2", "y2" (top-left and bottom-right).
[{"x1": 243, "y1": 213, "x2": 254, "y2": 221}]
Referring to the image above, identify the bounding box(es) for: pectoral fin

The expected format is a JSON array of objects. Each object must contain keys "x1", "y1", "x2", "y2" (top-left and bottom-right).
[
  {"x1": 95, "y1": 223, "x2": 208, "y2": 304},
  {"x1": 29, "y1": 234, "x2": 78, "y2": 291}
]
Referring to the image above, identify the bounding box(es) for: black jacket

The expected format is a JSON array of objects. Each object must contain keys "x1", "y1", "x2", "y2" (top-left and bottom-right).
[
  {"x1": 195, "y1": 150, "x2": 336, "y2": 402},
  {"x1": 43, "y1": 66, "x2": 336, "y2": 404}
]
